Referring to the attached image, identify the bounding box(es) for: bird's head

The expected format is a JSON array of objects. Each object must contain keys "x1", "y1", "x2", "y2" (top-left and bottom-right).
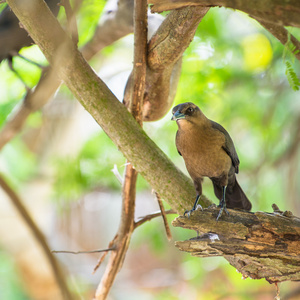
[{"x1": 171, "y1": 102, "x2": 203, "y2": 123}]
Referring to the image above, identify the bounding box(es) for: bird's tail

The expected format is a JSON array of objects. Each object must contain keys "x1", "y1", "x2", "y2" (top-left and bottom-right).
[{"x1": 212, "y1": 177, "x2": 252, "y2": 211}]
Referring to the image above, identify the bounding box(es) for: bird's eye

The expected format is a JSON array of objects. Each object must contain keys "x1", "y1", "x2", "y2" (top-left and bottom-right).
[{"x1": 187, "y1": 107, "x2": 194, "y2": 113}]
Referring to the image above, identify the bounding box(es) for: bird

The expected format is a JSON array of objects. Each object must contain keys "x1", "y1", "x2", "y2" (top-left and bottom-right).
[
  {"x1": 0, "y1": 0, "x2": 60, "y2": 64},
  {"x1": 171, "y1": 102, "x2": 251, "y2": 220}
]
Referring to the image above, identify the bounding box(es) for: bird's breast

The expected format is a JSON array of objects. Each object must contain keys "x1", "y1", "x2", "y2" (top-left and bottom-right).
[{"x1": 176, "y1": 126, "x2": 231, "y2": 179}]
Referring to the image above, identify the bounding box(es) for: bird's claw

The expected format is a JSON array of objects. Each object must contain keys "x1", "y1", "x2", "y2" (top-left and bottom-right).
[
  {"x1": 196, "y1": 204, "x2": 203, "y2": 211},
  {"x1": 184, "y1": 204, "x2": 203, "y2": 218},
  {"x1": 184, "y1": 209, "x2": 193, "y2": 218},
  {"x1": 216, "y1": 203, "x2": 229, "y2": 221}
]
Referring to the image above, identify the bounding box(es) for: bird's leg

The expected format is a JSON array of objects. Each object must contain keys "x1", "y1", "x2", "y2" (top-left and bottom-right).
[
  {"x1": 184, "y1": 194, "x2": 203, "y2": 217},
  {"x1": 216, "y1": 186, "x2": 230, "y2": 221}
]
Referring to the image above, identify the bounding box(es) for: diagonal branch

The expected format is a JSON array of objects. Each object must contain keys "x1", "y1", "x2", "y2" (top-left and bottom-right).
[
  {"x1": 134, "y1": 209, "x2": 177, "y2": 228},
  {"x1": 0, "y1": 173, "x2": 73, "y2": 300},
  {"x1": 253, "y1": 18, "x2": 300, "y2": 62},
  {"x1": 0, "y1": 66, "x2": 60, "y2": 151},
  {"x1": 6, "y1": 0, "x2": 213, "y2": 215}
]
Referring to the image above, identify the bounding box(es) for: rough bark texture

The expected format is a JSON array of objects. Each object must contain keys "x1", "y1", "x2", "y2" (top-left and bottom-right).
[
  {"x1": 148, "y1": 6, "x2": 209, "y2": 70},
  {"x1": 124, "y1": 6, "x2": 209, "y2": 121},
  {"x1": 173, "y1": 207, "x2": 300, "y2": 283},
  {"x1": 149, "y1": 0, "x2": 300, "y2": 28}
]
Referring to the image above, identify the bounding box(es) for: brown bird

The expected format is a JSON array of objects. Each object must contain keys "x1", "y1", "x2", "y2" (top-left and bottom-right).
[{"x1": 171, "y1": 102, "x2": 251, "y2": 220}]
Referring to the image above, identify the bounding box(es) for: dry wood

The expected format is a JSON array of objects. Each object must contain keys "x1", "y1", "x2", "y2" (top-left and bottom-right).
[{"x1": 173, "y1": 206, "x2": 300, "y2": 283}]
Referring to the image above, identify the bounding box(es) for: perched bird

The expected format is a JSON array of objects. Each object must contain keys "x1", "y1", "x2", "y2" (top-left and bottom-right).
[
  {"x1": 0, "y1": 0, "x2": 60, "y2": 64},
  {"x1": 171, "y1": 102, "x2": 251, "y2": 220}
]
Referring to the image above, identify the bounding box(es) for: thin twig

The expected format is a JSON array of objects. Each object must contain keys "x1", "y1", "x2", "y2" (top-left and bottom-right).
[
  {"x1": 275, "y1": 282, "x2": 281, "y2": 300},
  {"x1": 93, "y1": 238, "x2": 116, "y2": 274},
  {"x1": 0, "y1": 173, "x2": 73, "y2": 300},
  {"x1": 52, "y1": 247, "x2": 115, "y2": 254},
  {"x1": 155, "y1": 191, "x2": 172, "y2": 241},
  {"x1": 134, "y1": 209, "x2": 177, "y2": 228}
]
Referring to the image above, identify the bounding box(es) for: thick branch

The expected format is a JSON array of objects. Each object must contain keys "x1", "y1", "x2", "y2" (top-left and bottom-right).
[
  {"x1": 173, "y1": 207, "x2": 300, "y2": 283},
  {"x1": 148, "y1": 6, "x2": 209, "y2": 70},
  {"x1": 149, "y1": 0, "x2": 300, "y2": 28},
  {"x1": 6, "y1": 0, "x2": 213, "y2": 214},
  {"x1": 124, "y1": 6, "x2": 209, "y2": 121},
  {"x1": 81, "y1": 0, "x2": 134, "y2": 61}
]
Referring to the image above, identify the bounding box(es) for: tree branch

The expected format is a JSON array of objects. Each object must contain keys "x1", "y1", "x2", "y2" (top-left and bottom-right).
[
  {"x1": 134, "y1": 209, "x2": 177, "y2": 228},
  {"x1": 124, "y1": 6, "x2": 209, "y2": 121},
  {"x1": 0, "y1": 0, "x2": 186, "y2": 150},
  {"x1": 173, "y1": 206, "x2": 300, "y2": 283},
  {"x1": 95, "y1": 1, "x2": 147, "y2": 298},
  {"x1": 155, "y1": 191, "x2": 172, "y2": 241},
  {"x1": 0, "y1": 66, "x2": 61, "y2": 151},
  {"x1": 253, "y1": 18, "x2": 300, "y2": 62},
  {"x1": 0, "y1": 0, "x2": 134, "y2": 151},
  {"x1": 0, "y1": 174, "x2": 73, "y2": 300},
  {"x1": 149, "y1": 0, "x2": 300, "y2": 28},
  {"x1": 6, "y1": 0, "x2": 213, "y2": 215},
  {"x1": 149, "y1": 0, "x2": 300, "y2": 63}
]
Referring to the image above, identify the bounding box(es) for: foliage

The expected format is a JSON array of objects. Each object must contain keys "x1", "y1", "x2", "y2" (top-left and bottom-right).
[{"x1": 285, "y1": 60, "x2": 300, "y2": 91}]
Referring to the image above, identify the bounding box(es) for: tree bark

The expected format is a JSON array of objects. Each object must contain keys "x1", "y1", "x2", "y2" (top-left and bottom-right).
[
  {"x1": 124, "y1": 6, "x2": 209, "y2": 121},
  {"x1": 148, "y1": 1, "x2": 300, "y2": 64},
  {"x1": 173, "y1": 207, "x2": 300, "y2": 283},
  {"x1": 149, "y1": 0, "x2": 300, "y2": 28}
]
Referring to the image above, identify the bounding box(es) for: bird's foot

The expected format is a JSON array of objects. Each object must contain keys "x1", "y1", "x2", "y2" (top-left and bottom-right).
[
  {"x1": 207, "y1": 203, "x2": 217, "y2": 209},
  {"x1": 216, "y1": 202, "x2": 229, "y2": 221},
  {"x1": 184, "y1": 209, "x2": 194, "y2": 218},
  {"x1": 184, "y1": 204, "x2": 203, "y2": 218}
]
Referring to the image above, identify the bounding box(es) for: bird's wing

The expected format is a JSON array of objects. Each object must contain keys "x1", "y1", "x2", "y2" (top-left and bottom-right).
[
  {"x1": 175, "y1": 131, "x2": 182, "y2": 156},
  {"x1": 210, "y1": 120, "x2": 240, "y2": 173}
]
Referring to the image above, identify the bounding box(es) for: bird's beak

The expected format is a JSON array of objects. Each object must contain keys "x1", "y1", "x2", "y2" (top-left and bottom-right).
[{"x1": 171, "y1": 111, "x2": 185, "y2": 121}]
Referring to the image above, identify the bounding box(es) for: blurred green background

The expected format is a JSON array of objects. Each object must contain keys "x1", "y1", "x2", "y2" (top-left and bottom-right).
[{"x1": 0, "y1": 2, "x2": 299, "y2": 299}]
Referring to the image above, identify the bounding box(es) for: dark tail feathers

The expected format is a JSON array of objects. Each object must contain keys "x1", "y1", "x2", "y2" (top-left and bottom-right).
[{"x1": 212, "y1": 177, "x2": 252, "y2": 211}]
